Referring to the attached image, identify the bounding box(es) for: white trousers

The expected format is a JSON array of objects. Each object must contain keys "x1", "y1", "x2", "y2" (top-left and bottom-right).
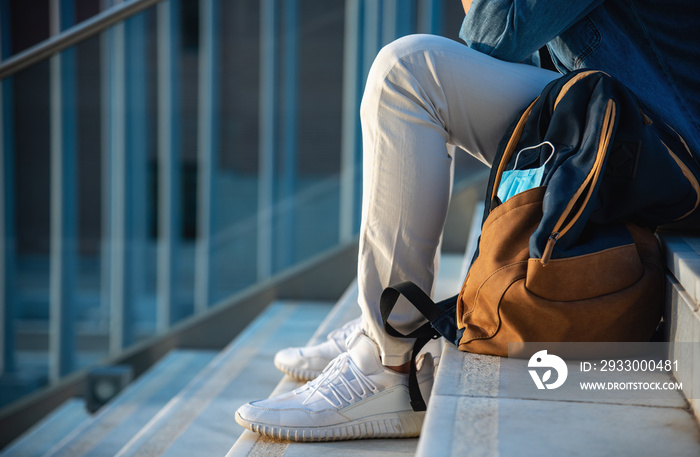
[{"x1": 358, "y1": 34, "x2": 559, "y2": 365}]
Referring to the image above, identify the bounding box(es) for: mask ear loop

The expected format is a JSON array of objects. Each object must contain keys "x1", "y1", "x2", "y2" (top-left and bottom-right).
[{"x1": 513, "y1": 141, "x2": 556, "y2": 169}]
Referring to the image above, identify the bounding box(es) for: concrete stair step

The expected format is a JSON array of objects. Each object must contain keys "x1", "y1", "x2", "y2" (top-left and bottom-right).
[
  {"x1": 110, "y1": 300, "x2": 333, "y2": 457},
  {"x1": 0, "y1": 399, "x2": 91, "y2": 457},
  {"x1": 40, "y1": 349, "x2": 217, "y2": 457},
  {"x1": 419, "y1": 344, "x2": 700, "y2": 457},
  {"x1": 659, "y1": 233, "x2": 700, "y2": 420}
]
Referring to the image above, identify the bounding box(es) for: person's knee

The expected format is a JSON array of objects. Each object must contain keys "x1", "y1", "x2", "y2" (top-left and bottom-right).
[
  {"x1": 361, "y1": 34, "x2": 445, "y2": 121},
  {"x1": 366, "y1": 34, "x2": 446, "y2": 84},
  {"x1": 375, "y1": 34, "x2": 429, "y2": 67}
]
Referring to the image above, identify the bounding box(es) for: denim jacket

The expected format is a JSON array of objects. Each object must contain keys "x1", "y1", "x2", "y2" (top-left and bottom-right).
[{"x1": 460, "y1": 0, "x2": 700, "y2": 156}]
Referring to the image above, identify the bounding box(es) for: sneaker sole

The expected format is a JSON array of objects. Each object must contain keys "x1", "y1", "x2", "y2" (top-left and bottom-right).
[
  {"x1": 235, "y1": 410, "x2": 425, "y2": 442},
  {"x1": 273, "y1": 358, "x2": 323, "y2": 382}
]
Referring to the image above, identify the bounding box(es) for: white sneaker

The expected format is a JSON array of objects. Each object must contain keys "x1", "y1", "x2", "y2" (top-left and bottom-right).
[
  {"x1": 274, "y1": 317, "x2": 362, "y2": 381},
  {"x1": 236, "y1": 329, "x2": 434, "y2": 442}
]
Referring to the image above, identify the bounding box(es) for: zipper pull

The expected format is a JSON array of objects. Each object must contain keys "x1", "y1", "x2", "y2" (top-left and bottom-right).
[{"x1": 541, "y1": 232, "x2": 559, "y2": 266}]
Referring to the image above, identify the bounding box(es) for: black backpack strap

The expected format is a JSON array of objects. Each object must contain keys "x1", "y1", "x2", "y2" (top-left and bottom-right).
[{"x1": 380, "y1": 281, "x2": 458, "y2": 412}]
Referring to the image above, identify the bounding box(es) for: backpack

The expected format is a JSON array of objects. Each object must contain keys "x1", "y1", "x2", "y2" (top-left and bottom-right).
[{"x1": 380, "y1": 69, "x2": 700, "y2": 412}]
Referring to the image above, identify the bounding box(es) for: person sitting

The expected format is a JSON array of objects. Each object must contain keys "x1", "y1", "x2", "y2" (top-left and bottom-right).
[{"x1": 235, "y1": 0, "x2": 700, "y2": 441}]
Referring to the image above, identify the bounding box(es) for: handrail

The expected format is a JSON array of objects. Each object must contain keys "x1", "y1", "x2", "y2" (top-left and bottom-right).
[{"x1": 0, "y1": 0, "x2": 164, "y2": 80}]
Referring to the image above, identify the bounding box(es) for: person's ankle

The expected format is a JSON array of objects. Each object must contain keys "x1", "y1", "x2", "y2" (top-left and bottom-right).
[{"x1": 385, "y1": 361, "x2": 411, "y2": 374}]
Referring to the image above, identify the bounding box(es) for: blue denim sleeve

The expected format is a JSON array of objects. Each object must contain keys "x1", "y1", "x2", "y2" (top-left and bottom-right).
[{"x1": 460, "y1": 0, "x2": 605, "y2": 63}]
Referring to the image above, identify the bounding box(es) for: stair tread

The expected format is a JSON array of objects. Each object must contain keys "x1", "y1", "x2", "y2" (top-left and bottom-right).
[
  {"x1": 44, "y1": 349, "x2": 217, "y2": 457},
  {"x1": 112, "y1": 301, "x2": 332, "y2": 457},
  {"x1": 0, "y1": 399, "x2": 91, "y2": 457}
]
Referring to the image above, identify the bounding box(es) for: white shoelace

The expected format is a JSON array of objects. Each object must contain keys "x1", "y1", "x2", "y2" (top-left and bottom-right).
[{"x1": 299, "y1": 352, "x2": 378, "y2": 408}]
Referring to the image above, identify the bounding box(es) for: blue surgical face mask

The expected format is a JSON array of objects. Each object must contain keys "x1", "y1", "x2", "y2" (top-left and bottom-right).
[{"x1": 497, "y1": 141, "x2": 555, "y2": 204}]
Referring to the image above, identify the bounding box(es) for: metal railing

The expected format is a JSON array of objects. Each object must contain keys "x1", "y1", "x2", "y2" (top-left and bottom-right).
[
  {"x1": 0, "y1": 0, "x2": 163, "y2": 80},
  {"x1": 0, "y1": 0, "x2": 458, "y2": 423}
]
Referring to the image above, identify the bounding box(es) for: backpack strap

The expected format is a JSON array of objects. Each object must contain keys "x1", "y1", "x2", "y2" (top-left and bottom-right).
[{"x1": 380, "y1": 281, "x2": 460, "y2": 411}]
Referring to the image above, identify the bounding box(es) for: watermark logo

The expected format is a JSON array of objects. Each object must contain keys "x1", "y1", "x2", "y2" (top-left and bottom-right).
[{"x1": 528, "y1": 350, "x2": 568, "y2": 390}]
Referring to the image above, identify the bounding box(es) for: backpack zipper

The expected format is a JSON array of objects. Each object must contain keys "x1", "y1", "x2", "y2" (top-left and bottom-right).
[{"x1": 541, "y1": 99, "x2": 617, "y2": 265}]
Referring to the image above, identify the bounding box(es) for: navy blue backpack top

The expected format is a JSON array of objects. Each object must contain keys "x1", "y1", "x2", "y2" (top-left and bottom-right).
[{"x1": 490, "y1": 69, "x2": 700, "y2": 263}]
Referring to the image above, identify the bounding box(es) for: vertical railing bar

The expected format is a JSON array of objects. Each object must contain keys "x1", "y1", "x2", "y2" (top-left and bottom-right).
[
  {"x1": 341, "y1": 0, "x2": 384, "y2": 240},
  {"x1": 0, "y1": 85, "x2": 13, "y2": 376},
  {"x1": 48, "y1": 0, "x2": 77, "y2": 383},
  {"x1": 418, "y1": 0, "x2": 443, "y2": 35},
  {"x1": 382, "y1": 0, "x2": 397, "y2": 45},
  {"x1": 396, "y1": 0, "x2": 416, "y2": 37},
  {"x1": 194, "y1": 0, "x2": 219, "y2": 313},
  {"x1": 418, "y1": 0, "x2": 430, "y2": 34},
  {"x1": 257, "y1": 0, "x2": 277, "y2": 280},
  {"x1": 363, "y1": 0, "x2": 381, "y2": 77},
  {"x1": 49, "y1": 0, "x2": 62, "y2": 383},
  {"x1": 0, "y1": 0, "x2": 16, "y2": 375},
  {"x1": 124, "y1": 12, "x2": 148, "y2": 342},
  {"x1": 279, "y1": 0, "x2": 298, "y2": 268},
  {"x1": 436, "y1": 0, "x2": 445, "y2": 35},
  {"x1": 339, "y1": 0, "x2": 362, "y2": 242},
  {"x1": 156, "y1": 0, "x2": 181, "y2": 331},
  {"x1": 99, "y1": 0, "x2": 113, "y2": 333},
  {"x1": 108, "y1": 10, "x2": 128, "y2": 354}
]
